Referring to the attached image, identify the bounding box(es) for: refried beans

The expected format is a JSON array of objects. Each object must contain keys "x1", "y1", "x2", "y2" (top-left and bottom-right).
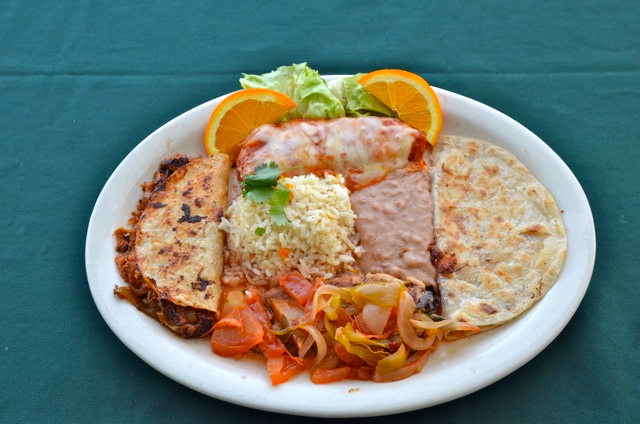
[{"x1": 350, "y1": 166, "x2": 436, "y2": 288}]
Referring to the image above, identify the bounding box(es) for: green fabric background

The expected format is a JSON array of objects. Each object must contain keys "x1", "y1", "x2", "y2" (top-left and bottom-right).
[{"x1": 1, "y1": 0, "x2": 638, "y2": 422}]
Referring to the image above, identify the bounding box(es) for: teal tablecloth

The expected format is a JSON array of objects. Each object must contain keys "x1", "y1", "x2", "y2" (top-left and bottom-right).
[{"x1": 1, "y1": 1, "x2": 638, "y2": 422}]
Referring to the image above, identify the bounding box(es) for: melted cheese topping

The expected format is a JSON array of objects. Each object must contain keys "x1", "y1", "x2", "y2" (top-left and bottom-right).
[{"x1": 236, "y1": 117, "x2": 426, "y2": 190}]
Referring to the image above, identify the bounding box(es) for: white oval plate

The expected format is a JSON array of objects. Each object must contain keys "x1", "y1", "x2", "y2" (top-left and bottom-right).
[{"x1": 85, "y1": 76, "x2": 595, "y2": 418}]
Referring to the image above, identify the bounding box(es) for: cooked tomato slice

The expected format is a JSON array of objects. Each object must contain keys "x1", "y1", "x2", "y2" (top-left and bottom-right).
[
  {"x1": 219, "y1": 289, "x2": 245, "y2": 319},
  {"x1": 310, "y1": 366, "x2": 352, "y2": 384},
  {"x1": 371, "y1": 350, "x2": 430, "y2": 382},
  {"x1": 279, "y1": 272, "x2": 313, "y2": 306},
  {"x1": 210, "y1": 304, "x2": 263, "y2": 357},
  {"x1": 245, "y1": 288, "x2": 287, "y2": 358},
  {"x1": 334, "y1": 343, "x2": 366, "y2": 367},
  {"x1": 270, "y1": 298, "x2": 305, "y2": 328},
  {"x1": 266, "y1": 355, "x2": 306, "y2": 385},
  {"x1": 353, "y1": 366, "x2": 375, "y2": 381}
]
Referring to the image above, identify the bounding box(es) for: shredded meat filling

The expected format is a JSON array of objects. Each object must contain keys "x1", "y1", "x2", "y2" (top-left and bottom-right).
[{"x1": 428, "y1": 244, "x2": 458, "y2": 277}]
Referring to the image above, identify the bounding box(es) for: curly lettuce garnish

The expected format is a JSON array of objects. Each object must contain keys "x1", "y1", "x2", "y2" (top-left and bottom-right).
[
  {"x1": 240, "y1": 63, "x2": 345, "y2": 120},
  {"x1": 333, "y1": 74, "x2": 394, "y2": 117},
  {"x1": 239, "y1": 63, "x2": 394, "y2": 120}
]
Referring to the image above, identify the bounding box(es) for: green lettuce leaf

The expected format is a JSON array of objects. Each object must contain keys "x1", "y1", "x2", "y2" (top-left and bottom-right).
[
  {"x1": 341, "y1": 74, "x2": 394, "y2": 117},
  {"x1": 240, "y1": 63, "x2": 345, "y2": 120}
]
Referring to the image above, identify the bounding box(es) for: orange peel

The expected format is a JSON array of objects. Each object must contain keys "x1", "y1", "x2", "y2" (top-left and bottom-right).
[{"x1": 204, "y1": 88, "x2": 296, "y2": 158}]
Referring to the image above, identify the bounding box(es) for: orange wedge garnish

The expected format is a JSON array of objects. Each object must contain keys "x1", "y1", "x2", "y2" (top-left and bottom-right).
[
  {"x1": 204, "y1": 88, "x2": 296, "y2": 158},
  {"x1": 359, "y1": 70, "x2": 443, "y2": 145}
]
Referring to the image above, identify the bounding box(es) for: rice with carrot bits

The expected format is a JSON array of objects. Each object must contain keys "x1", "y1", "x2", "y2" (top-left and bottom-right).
[{"x1": 220, "y1": 173, "x2": 363, "y2": 285}]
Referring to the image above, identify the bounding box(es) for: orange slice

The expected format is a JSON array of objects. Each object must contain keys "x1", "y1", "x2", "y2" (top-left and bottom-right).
[
  {"x1": 204, "y1": 88, "x2": 296, "y2": 158},
  {"x1": 358, "y1": 70, "x2": 443, "y2": 145}
]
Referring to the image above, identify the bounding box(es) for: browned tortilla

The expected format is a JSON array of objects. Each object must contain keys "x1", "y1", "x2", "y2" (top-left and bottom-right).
[
  {"x1": 431, "y1": 136, "x2": 567, "y2": 327},
  {"x1": 134, "y1": 154, "x2": 230, "y2": 314}
]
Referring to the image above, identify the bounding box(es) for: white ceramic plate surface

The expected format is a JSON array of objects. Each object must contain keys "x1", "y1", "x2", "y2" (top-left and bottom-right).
[{"x1": 85, "y1": 76, "x2": 595, "y2": 417}]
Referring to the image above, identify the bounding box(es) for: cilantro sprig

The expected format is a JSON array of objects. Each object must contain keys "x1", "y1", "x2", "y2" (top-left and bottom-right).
[{"x1": 242, "y1": 162, "x2": 291, "y2": 226}]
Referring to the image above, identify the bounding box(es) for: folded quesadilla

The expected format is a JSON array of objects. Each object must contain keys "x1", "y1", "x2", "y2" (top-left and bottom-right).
[
  {"x1": 431, "y1": 136, "x2": 567, "y2": 328},
  {"x1": 115, "y1": 153, "x2": 230, "y2": 337}
]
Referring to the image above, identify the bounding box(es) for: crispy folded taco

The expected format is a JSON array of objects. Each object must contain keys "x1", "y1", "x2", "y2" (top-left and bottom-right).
[
  {"x1": 431, "y1": 136, "x2": 567, "y2": 328},
  {"x1": 114, "y1": 154, "x2": 230, "y2": 337}
]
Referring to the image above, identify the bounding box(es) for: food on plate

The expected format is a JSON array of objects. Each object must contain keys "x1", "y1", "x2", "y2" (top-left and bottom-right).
[
  {"x1": 220, "y1": 172, "x2": 361, "y2": 285},
  {"x1": 328, "y1": 73, "x2": 393, "y2": 118},
  {"x1": 240, "y1": 63, "x2": 398, "y2": 120},
  {"x1": 239, "y1": 63, "x2": 346, "y2": 120},
  {"x1": 113, "y1": 63, "x2": 567, "y2": 385},
  {"x1": 204, "y1": 88, "x2": 296, "y2": 159},
  {"x1": 211, "y1": 273, "x2": 446, "y2": 385},
  {"x1": 236, "y1": 116, "x2": 427, "y2": 190},
  {"x1": 358, "y1": 69, "x2": 443, "y2": 145},
  {"x1": 114, "y1": 154, "x2": 230, "y2": 337},
  {"x1": 431, "y1": 136, "x2": 567, "y2": 328},
  {"x1": 350, "y1": 165, "x2": 436, "y2": 287}
]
